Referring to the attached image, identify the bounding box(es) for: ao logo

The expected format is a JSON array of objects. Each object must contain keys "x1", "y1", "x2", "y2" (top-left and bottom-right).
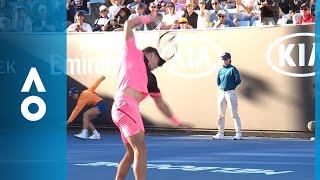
[
  {"x1": 163, "y1": 35, "x2": 222, "y2": 78},
  {"x1": 267, "y1": 33, "x2": 315, "y2": 77},
  {"x1": 21, "y1": 67, "x2": 46, "y2": 121}
]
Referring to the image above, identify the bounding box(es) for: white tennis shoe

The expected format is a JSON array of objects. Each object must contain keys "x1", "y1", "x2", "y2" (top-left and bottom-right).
[
  {"x1": 74, "y1": 132, "x2": 89, "y2": 139},
  {"x1": 212, "y1": 132, "x2": 224, "y2": 140},
  {"x1": 233, "y1": 133, "x2": 243, "y2": 140},
  {"x1": 89, "y1": 133, "x2": 101, "y2": 140}
]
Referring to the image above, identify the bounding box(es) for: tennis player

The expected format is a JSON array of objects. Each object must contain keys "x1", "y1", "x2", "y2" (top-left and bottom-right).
[{"x1": 111, "y1": 15, "x2": 189, "y2": 180}]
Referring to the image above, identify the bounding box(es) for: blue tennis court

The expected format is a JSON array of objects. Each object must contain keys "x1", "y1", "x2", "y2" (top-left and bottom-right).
[{"x1": 68, "y1": 132, "x2": 314, "y2": 180}]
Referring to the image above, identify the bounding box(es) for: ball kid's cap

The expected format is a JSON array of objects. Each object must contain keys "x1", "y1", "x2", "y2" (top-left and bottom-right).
[{"x1": 220, "y1": 52, "x2": 231, "y2": 60}]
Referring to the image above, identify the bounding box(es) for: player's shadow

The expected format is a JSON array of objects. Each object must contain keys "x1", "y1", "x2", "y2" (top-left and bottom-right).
[
  {"x1": 238, "y1": 72, "x2": 273, "y2": 102},
  {"x1": 239, "y1": 71, "x2": 314, "y2": 130}
]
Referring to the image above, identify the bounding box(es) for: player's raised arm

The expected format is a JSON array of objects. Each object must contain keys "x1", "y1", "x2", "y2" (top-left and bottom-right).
[{"x1": 124, "y1": 15, "x2": 159, "y2": 41}]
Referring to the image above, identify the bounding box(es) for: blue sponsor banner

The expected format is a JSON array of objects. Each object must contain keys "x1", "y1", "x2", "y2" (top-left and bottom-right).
[{"x1": 0, "y1": 1, "x2": 66, "y2": 180}]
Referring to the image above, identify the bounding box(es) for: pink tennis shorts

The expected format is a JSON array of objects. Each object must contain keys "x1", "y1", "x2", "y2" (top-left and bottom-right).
[{"x1": 111, "y1": 95, "x2": 145, "y2": 144}]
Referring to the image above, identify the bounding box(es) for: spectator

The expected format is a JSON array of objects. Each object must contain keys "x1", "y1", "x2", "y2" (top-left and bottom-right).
[
  {"x1": 128, "y1": 3, "x2": 145, "y2": 31},
  {"x1": 109, "y1": 7, "x2": 120, "y2": 21},
  {"x1": 209, "y1": 0, "x2": 227, "y2": 23},
  {"x1": 127, "y1": 0, "x2": 146, "y2": 13},
  {"x1": 171, "y1": 0, "x2": 186, "y2": 11},
  {"x1": 258, "y1": 0, "x2": 279, "y2": 25},
  {"x1": 16, "y1": 0, "x2": 32, "y2": 17},
  {"x1": 182, "y1": 0, "x2": 198, "y2": 28},
  {"x1": 0, "y1": 17, "x2": 14, "y2": 32},
  {"x1": 12, "y1": 6, "x2": 32, "y2": 32},
  {"x1": 279, "y1": 9, "x2": 296, "y2": 24},
  {"x1": 292, "y1": 0, "x2": 306, "y2": 12},
  {"x1": 205, "y1": 0, "x2": 213, "y2": 10},
  {"x1": 229, "y1": 0, "x2": 256, "y2": 25},
  {"x1": 112, "y1": 6, "x2": 131, "y2": 31},
  {"x1": 67, "y1": 10, "x2": 92, "y2": 32},
  {"x1": 193, "y1": 0, "x2": 200, "y2": 10},
  {"x1": 278, "y1": 0, "x2": 289, "y2": 14},
  {"x1": 108, "y1": 1, "x2": 124, "y2": 20},
  {"x1": 158, "y1": 2, "x2": 180, "y2": 29},
  {"x1": 127, "y1": 0, "x2": 142, "y2": 9},
  {"x1": 31, "y1": 0, "x2": 51, "y2": 19},
  {"x1": 106, "y1": 0, "x2": 126, "y2": 7},
  {"x1": 71, "y1": 0, "x2": 89, "y2": 13},
  {"x1": 32, "y1": 4, "x2": 55, "y2": 32},
  {"x1": 172, "y1": 16, "x2": 193, "y2": 29},
  {"x1": 0, "y1": 0, "x2": 13, "y2": 19},
  {"x1": 213, "y1": 10, "x2": 237, "y2": 27},
  {"x1": 67, "y1": 0, "x2": 76, "y2": 26},
  {"x1": 296, "y1": 3, "x2": 314, "y2": 24},
  {"x1": 145, "y1": 2, "x2": 163, "y2": 30},
  {"x1": 131, "y1": 3, "x2": 146, "y2": 17},
  {"x1": 197, "y1": 0, "x2": 211, "y2": 29},
  {"x1": 92, "y1": 5, "x2": 111, "y2": 32},
  {"x1": 155, "y1": 0, "x2": 168, "y2": 12},
  {"x1": 224, "y1": 0, "x2": 236, "y2": 9},
  {"x1": 309, "y1": 0, "x2": 315, "y2": 16}
]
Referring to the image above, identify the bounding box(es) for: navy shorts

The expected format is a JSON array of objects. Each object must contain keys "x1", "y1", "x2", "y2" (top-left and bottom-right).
[{"x1": 94, "y1": 100, "x2": 107, "y2": 114}]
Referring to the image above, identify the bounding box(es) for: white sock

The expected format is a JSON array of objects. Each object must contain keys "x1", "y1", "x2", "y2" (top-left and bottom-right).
[
  {"x1": 92, "y1": 129, "x2": 99, "y2": 135},
  {"x1": 81, "y1": 129, "x2": 88, "y2": 135}
]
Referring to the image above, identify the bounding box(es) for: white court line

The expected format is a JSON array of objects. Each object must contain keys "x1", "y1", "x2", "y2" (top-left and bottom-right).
[
  {"x1": 148, "y1": 160, "x2": 314, "y2": 166},
  {"x1": 73, "y1": 161, "x2": 295, "y2": 175},
  {"x1": 214, "y1": 152, "x2": 314, "y2": 158}
]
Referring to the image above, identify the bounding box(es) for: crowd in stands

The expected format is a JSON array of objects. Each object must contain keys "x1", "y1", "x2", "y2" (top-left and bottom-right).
[
  {"x1": 0, "y1": 0, "x2": 315, "y2": 32},
  {"x1": 66, "y1": 0, "x2": 316, "y2": 32},
  {"x1": 0, "y1": 0, "x2": 66, "y2": 32}
]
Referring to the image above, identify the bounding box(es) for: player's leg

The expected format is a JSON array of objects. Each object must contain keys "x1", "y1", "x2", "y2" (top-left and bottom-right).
[
  {"x1": 127, "y1": 131, "x2": 147, "y2": 180},
  {"x1": 112, "y1": 96, "x2": 146, "y2": 180},
  {"x1": 115, "y1": 141, "x2": 134, "y2": 180},
  {"x1": 113, "y1": 119, "x2": 146, "y2": 180},
  {"x1": 213, "y1": 90, "x2": 227, "y2": 139},
  {"x1": 112, "y1": 103, "x2": 134, "y2": 180},
  {"x1": 226, "y1": 90, "x2": 242, "y2": 140}
]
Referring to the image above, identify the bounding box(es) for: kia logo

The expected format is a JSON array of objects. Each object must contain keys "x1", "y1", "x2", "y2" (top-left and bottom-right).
[
  {"x1": 267, "y1": 33, "x2": 315, "y2": 77},
  {"x1": 163, "y1": 35, "x2": 222, "y2": 78}
]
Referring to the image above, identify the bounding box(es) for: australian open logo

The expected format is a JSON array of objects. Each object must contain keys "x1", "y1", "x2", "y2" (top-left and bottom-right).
[
  {"x1": 163, "y1": 35, "x2": 222, "y2": 78},
  {"x1": 21, "y1": 67, "x2": 46, "y2": 121},
  {"x1": 267, "y1": 33, "x2": 315, "y2": 77}
]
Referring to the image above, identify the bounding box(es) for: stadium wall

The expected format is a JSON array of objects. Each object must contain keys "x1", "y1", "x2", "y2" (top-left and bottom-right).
[{"x1": 67, "y1": 24, "x2": 315, "y2": 133}]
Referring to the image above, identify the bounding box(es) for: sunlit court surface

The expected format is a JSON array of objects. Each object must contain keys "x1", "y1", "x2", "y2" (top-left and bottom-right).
[{"x1": 67, "y1": 132, "x2": 314, "y2": 180}]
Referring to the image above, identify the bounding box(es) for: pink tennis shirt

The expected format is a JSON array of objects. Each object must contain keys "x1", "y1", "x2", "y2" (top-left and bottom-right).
[{"x1": 116, "y1": 37, "x2": 149, "y2": 100}]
